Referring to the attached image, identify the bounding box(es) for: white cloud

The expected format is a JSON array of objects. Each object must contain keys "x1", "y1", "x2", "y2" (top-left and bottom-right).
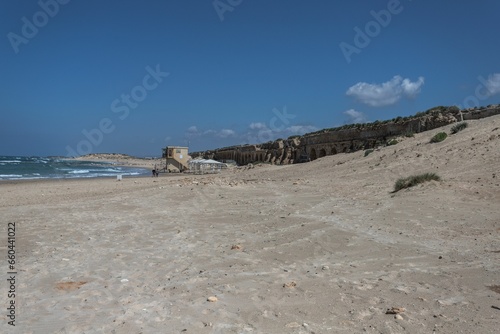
[
  {"x1": 202, "y1": 129, "x2": 216, "y2": 135},
  {"x1": 185, "y1": 126, "x2": 200, "y2": 139},
  {"x1": 249, "y1": 122, "x2": 267, "y2": 130},
  {"x1": 484, "y1": 73, "x2": 500, "y2": 96},
  {"x1": 346, "y1": 75, "x2": 425, "y2": 107},
  {"x1": 286, "y1": 125, "x2": 318, "y2": 134},
  {"x1": 186, "y1": 126, "x2": 237, "y2": 139},
  {"x1": 401, "y1": 77, "x2": 425, "y2": 97},
  {"x1": 255, "y1": 129, "x2": 274, "y2": 140},
  {"x1": 217, "y1": 129, "x2": 236, "y2": 138},
  {"x1": 343, "y1": 109, "x2": 367, "y2": 123},
  {"x1": 242, "y1": 121, "x2": 318, "y2": 143}
]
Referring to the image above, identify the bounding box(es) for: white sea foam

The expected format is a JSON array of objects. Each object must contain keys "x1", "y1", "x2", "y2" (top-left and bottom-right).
[
  {"x1": 69, "y1": 170, "x2": 90, "y2": 174},
  {"x1": 102, "y1": 168, "x2": 121, "y2": 172}
]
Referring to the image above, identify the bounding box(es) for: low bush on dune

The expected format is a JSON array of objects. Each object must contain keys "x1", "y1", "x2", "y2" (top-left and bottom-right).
[
  {"x1": 364, "y1": 149, "x2": 374, "y2": 157},
  {"x1": 387, "y1": 139, "x2": 398, "y2": 146},
  {"x1": 393, "y1": 173, "x2": 441, "y2": 192},
  {"x1": 450, "y1": 122, "x2": 468, "y2": 134},
  {"x1": 404, "y1": 131, "x2": 415, "y2": 137},
  {"x1": 430, "y1": 132, "x2": 447, "y2": 143}
]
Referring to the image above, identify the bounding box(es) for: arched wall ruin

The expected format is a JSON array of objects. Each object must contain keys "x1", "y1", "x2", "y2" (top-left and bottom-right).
[{"x1": 191, "y1": 106, "x2": 500, "y2": 166}]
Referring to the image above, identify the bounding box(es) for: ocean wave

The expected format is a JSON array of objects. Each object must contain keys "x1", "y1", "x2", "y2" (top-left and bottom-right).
[
  {"x1": 68, "y1": 170, "x2": 90, "y2": 174},
  {"x1": 18, "y1": 176, "x2": 45, "y2": 180},
  {"x1": 0, "y1": 157, "x2": 150, "y2": 180},
  {"x1": 0, "y1": 174, "x2": 23, "y2": 178},
  {"x1": 101, "y1": 168, "x2": 121, "y2": 172}
]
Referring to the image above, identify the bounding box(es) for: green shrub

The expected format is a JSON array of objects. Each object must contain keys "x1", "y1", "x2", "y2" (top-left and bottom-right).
[
  {"x1": 364, "y1": 149, "x2": 374, "y2": 157},
  {"x1": 404, "y1": 131, "x2": 415, "y2": 137},
  {"x1": 393, "y1": 173, "x2": 441, "y2": 192},
  {"x1": 387, "y1": 139, "x2": 398, "y2": 146},
  {"x1": 450, "y1": 122, "x2": 468, "y2": 134},
  {"x1": 430, "y1": 132, "x2": 447, "y2": 143}
]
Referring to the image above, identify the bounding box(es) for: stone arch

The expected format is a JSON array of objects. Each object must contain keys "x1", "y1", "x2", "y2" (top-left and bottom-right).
[
  {"x1": 331, "y1": 147, "x2": 337, "y2": 155},
  {"x1": 319, "y1": 148, "x2": 326, "y2": 158},
  {"x1": 310, "y1": 148, "x2": 317, "y2": 161}
]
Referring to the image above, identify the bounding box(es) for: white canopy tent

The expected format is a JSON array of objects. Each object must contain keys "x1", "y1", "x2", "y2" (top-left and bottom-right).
[{"x1": 188, "y1": 159, "x2": 227, "y2": 174}]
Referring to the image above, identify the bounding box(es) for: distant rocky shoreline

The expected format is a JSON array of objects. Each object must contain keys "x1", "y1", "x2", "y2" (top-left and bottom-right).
[{"x1": 75, "y1": 153, "x2": 162, "y2": 170}]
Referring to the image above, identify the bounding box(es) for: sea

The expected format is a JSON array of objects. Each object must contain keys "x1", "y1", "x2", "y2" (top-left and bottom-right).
[{"x1": 0, "y1": 156, "x2": 150, "y2": 180}]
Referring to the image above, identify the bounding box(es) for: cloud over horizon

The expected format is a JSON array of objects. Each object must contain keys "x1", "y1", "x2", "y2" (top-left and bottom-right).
[
  {"x1": 343, "y1": 109, "x2": 368, "y2": 123},
  {"x1": 185, "y1": 126, "x2": 236, "y2": 139},
  {"x1": 217, "y1": 129, "x2": 236, "y2": 138},
  {"x1": 184, "y1": 120, "x2": 319, "y2": 147},
  {"x1": 285, "y1": 125, "x2": 318, "y2": 134},
  {"x1": 346, "y1": 75, "x2": 425, "y2": 107},
  {"x1": 242, "y1": 122, "x2": 318, "y2": 144},
  {"x1": 249, "y1": 122, "x2": 267, "y2": 130},
  {"x1": 484, "y1": 73, "x2": 500, "y2": 96}
]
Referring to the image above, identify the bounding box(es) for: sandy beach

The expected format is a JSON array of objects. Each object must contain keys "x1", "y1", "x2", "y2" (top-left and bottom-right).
[{"x1": 1, "y1": 115, "x2": 499, "y2": 333}]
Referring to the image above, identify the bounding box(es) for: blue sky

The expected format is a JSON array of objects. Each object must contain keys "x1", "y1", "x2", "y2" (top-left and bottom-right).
[{"x1": 1, "y1": 0, "x2": 499, "y2": 157}]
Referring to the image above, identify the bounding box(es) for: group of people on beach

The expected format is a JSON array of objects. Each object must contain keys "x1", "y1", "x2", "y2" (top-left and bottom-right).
[{"x1": 152, "y1": 165, "x2": 159, "y2": 177}]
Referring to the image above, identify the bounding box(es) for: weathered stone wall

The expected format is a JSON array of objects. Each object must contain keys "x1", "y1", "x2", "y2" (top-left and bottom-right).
[{"x1": 191, "y1": 105, "x2": 499, "y2": 165}]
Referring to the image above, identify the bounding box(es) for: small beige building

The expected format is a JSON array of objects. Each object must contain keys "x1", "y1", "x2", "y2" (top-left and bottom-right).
[{"x1": 162, "y1": 146, "x2": 189, "y2": 172}]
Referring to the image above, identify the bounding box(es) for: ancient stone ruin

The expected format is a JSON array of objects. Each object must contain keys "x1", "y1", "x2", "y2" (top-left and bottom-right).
[{"x1": 191, "y1": 105, "x2": 500, "y2": 165}]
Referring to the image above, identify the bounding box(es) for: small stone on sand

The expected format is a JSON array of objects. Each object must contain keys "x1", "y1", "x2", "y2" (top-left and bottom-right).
[{"x1": 386, "y1": 307, "x2": 405, "y2": 314}]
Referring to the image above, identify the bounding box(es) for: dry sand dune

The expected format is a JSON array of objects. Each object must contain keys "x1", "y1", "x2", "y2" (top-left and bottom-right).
[{"x1": 1, "y1": 115, "x2": 499, "y2": 333}]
